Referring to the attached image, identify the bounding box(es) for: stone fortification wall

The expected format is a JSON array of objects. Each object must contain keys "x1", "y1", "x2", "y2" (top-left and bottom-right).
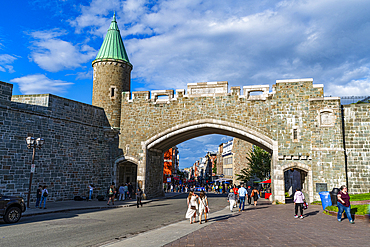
[
  {"x1": 343, "y1": 104, "x2": 370, "y2": 194},
  {"x1": 0, "y1": 81, "x2": 115, "y2": 201},
  {"x1": 232, "y1": 138, "x2": 253, "y2": 186},
  {"x1": 119, "y1": 79, "x2": 350, "y2": 201}
]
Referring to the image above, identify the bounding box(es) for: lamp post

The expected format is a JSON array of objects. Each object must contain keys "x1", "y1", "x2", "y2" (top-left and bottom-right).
[{"x1": 26, "y1": 136, "x2": 45, "y2": 208}]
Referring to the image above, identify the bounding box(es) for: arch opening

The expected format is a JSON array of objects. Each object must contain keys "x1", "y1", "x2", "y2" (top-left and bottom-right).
[{"x1": 141, "y1": 119, "x2": 278, "y2": 200}]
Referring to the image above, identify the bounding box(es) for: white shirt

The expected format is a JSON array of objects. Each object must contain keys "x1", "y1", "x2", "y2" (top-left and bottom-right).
[{"x1": 238, "y1": 187, "x2": 247, "y2": 197}]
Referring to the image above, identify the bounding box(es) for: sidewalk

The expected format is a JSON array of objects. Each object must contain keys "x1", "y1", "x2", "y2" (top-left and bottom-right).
[
  {"x1": 23, "y1": 192, "x2": 183, "y2": 217},
  {"x1": 101, "y1": 199, "x2": 370, "y2": 247}
]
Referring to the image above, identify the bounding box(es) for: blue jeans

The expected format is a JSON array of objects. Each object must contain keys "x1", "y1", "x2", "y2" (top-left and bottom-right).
[
  {"x1": 89, "y1": 190, "x2": 93, "y2": 200},
  {"x1": 35, "y1": 197, "x2": 41, "y2": 208},
  {"x1": 40, "y1": 196, "x2": 47, "y2": 208},
  {"x1": 239, "y1": 196, "x2": 246, "y2": 211},
  {"x1": 337, "y1": 202, "x2": 353, "y2": 222}
]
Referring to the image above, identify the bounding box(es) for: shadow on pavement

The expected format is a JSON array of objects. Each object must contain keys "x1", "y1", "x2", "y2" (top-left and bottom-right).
[
  {"x1": 304, "y1": 210, "x2": 320, "y2": 217},
  {"x1": 0, "y1": 207, "x2": 116, "y2": 227}
]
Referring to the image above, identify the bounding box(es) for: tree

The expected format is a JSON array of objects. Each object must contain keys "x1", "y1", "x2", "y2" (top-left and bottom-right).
[
  {"x1": 236, "y1": 146, "x2": 271, "y2": 184},
  {"x1": 212, "y1": 158, "x2": 217, "y2": 175}
]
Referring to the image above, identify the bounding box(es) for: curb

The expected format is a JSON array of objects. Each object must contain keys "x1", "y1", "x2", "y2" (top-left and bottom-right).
[
  {"x1": 324, "y1": 209, "x2": 369, "y2": 220},
  {"x1": 23, "y1": 193, "x2": 184, "y2": 217}
]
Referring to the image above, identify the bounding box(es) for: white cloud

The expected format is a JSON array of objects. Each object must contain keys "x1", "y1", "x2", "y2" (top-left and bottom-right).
[
  {"x1": 70, "y1": 0, "x2": 370, "y2": 95},
  {"x1": 0, "y1": 54, "x2": 17, "y2": 73},
  {"x1": 10, "y1": 74, "x2": 73, "y2": 94},
  {"x1": 29, "y1": 29, "x2": 97, "y2": 72}
]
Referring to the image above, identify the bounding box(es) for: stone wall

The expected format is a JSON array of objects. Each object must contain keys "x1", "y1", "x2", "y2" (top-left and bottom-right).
[
  {"x1": 232, "y1": 138, "x2": 253, "y2": 186},
  {"x1": 343, "y1": 104, "x2": 370, "y2": 193},
  {"x1": 92, "y1": 60, "x2": 132, "y2": 128},
  {"x1": 119, "y1": 79, "x2": 351, "y2": 202},
  {"x1": 0, "y1": 81, "x2": 116, "y2": 201}
]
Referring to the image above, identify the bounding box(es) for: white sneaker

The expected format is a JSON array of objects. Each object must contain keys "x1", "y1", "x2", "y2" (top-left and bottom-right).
[
  {"x1": 300, "y1": 216, "x2": 304, "y2": 219},
  {"x1": 294, "y1": 215, "x2": 298, "y2": 218}
]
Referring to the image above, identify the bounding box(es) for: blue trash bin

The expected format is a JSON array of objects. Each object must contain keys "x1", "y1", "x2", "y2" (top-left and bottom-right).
[{"x1": 319, "y1": 191, "x2": 332, "y2": 210}]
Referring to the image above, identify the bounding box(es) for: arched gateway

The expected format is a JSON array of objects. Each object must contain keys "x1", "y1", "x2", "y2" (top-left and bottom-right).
[
  {"x1": 116, "y1": 80, "x2": 345, "y2": 203},
  {"x1": 92, "y1": 15, "x2": 347, "y2": 203}
]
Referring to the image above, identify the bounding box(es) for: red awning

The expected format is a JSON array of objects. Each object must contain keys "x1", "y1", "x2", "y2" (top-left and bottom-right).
[{"x1": 260, "y1": 179, "x2": 271, "y2": 184}]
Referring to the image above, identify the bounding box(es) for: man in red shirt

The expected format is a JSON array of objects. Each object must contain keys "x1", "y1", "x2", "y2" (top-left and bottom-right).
[{"x1": 233, "y1": 185, "x2": 239, "y2": 208}]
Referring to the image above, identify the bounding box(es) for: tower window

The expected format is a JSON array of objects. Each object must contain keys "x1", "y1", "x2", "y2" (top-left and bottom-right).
[{"x1": 110, "y1": 86, "x2": 117, "y2": 99}]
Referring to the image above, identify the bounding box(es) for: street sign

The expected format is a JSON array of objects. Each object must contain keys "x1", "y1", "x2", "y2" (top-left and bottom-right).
[
  {"x1": 30, "y1": 164, "x2": 35, "y2": 173},
  {"x1": 167, "y1": 177, "x2": 171, "y2": 183}
]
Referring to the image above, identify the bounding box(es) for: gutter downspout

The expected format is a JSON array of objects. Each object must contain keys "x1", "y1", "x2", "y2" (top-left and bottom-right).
[{"x1": 340, "y1": 105, "x2": 349, "y2": 190}]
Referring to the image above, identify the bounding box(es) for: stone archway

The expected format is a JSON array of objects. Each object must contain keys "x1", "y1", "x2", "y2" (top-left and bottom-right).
[
  {"x1": 281, "y1": 162, "x2": 313, "y2": 203},
  {"x1": 114, "y1": 155, "x2": 139, "y2": 191},
  {"x1": 139, "y1": 119, "x2": 280, "y2": 201}
]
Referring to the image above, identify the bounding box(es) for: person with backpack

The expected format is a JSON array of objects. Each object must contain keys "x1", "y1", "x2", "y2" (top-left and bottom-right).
[
  {"x1": 251, "y1": 187, "x2": 260, "y2": 206},
  {"x1": 246, "y1": 186, "x2": 253, "y2": 205},
  {"x1": 228, "y1": 189, "x2": 236, "y2": 212},
  {"x1": 293, "y1": 188, "x2": 305, "y2": 219},
  {"x1": 39, "y1": 185, "x2": 48, "y2": 209},
  {"x1": 107, "y1": 184, "x2": 115, "y2": 205}
]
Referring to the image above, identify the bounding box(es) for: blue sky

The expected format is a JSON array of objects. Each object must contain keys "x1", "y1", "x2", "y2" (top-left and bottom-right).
[{"x1": 1, "y1": 0, "x2": 370, "y2": 168}]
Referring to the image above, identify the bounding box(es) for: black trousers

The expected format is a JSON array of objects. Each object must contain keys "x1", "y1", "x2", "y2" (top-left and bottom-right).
[
  {"x1": 295, "y1": 203, "x2": 303, "y2": 216},
  {"x1": 137, "y1": 197, "x2": 142, "y2": 207},
  {"x1": 247, "y1": 196, "x2": 252, "y2": 205}
]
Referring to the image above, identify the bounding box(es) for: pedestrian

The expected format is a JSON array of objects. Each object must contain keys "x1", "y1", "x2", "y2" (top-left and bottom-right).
[
  {"x1": 107, "y1": 185, "x2": 115, "y2": 205},
  {"x1": 185, "y1": 191, "x2": 198, "y2": 224},
  {"x1": 128, "y1": 182, "x2": 133, "y2": 199},
  {"x1": 251, "y1": 187, "x2": 259, "y2": 206},
  {"x1": 233, "y1": 185, "x2": 239, "y2": 208},
  {"x1": 198, "y1": 191, "x2": 209, "y2": 224},
  {"x1": 246, "y1": 186, "x2": 252, "y2": 205},
  {"x1": 124, "y1": 183, "x2": 128, "y2": 199},
  {"x1": 119, "y1": 184, "x2": 125, "y2": 201},
  {"x1": 228, "y1": 189, "x2": 236, "y2": 212},
  {"x1": 238, "y1": 184, "x2": 247, "y2": 212},
  {"x1": 39, "y1": 185, "x2": 48, "y2": 209},
  {"x1": 337, "y1": 185, "x2": 354, "y2": 224},
  {"x1": 219, "y1": 184, "x2": 222, "y2": 194},
  {"x1": 136, "y1": 188, "x2": 143, "y2": 208},
  {"x1": 170, "y1": 184, "x2": 174, "y2": 192},
  {"x1": 293, "y1": 188, "x2": 305, "y2": 219},
  {"x1": 88, "y1": 184, "x2": 95, "y2": 201},
  {"x1": 35, "y1": 185, "x2": 42, "y2": 208}
]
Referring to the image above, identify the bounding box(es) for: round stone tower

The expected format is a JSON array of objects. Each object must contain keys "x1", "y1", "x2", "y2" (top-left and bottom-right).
[{"x1": 92, "y1": 13, "x2": 133, "y2": 128}]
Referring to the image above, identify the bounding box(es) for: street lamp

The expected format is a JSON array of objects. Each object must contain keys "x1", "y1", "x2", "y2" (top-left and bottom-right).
[{"x1": 26, "y1": 136, "x2": 45, "y2": 208}]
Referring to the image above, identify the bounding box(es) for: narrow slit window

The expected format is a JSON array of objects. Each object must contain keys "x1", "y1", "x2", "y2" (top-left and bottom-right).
[
  {"x1": 110, "y1": 87, "x2": 115, "y2": 98},
  {"x1": 293, "y1": 129, "x2": 298, "y2": 140}
]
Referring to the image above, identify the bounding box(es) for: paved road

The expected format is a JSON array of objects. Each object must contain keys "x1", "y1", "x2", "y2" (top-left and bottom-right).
[{"x1": 0, "y1": 193, "x2": 227, "y2": 247}]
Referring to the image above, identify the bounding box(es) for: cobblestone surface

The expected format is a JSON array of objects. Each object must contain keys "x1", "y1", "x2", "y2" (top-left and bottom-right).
[{"x1": 165, "y1": 201, "x2": 370, "y2": 246}]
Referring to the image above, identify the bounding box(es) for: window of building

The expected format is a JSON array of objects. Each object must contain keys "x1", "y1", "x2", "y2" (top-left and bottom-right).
[
  {"x1": 110, "y1": 86, "x2": 117, "y2": 99},
  {"x1": 223, "y1": 168, "x2": 233, "y2": 176}
]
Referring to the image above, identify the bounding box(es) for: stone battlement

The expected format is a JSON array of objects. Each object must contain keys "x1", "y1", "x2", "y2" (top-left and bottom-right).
[{"x1": 124, "y1": 79, "x2": 324, "y2": 104}]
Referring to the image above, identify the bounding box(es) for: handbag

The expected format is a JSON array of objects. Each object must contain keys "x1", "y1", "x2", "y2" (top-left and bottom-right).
[
  {"x1": 205, "y1": 206, "x2": 209, "y2": 213},
  {"x1": 303, "y1": 200, "x2": 308, "y2": 210}
]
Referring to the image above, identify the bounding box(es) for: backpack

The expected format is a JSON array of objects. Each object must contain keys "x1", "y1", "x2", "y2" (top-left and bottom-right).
[{"x1": 43, "y1": 191, "x2": 48, "y2": 197}]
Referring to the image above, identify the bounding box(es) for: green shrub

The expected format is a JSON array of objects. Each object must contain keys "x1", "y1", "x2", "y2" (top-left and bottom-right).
[
  {"x1": 285, "y1": 192, "x2": 290, "y2": 198},
  {"x1": 311, "y1": 201, "x2": 322, "y2": 205},
  {"x1": 325, "y1": 205, "x2": 369, "y2": 215},
  {"x1": 349, "y1": 193, "x2": 370, "y2": 201}
]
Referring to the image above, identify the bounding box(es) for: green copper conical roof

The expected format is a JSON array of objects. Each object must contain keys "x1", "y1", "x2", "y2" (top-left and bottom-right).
[{"x1": 93, "y1": 13, "x2": 131, "y2": 65}]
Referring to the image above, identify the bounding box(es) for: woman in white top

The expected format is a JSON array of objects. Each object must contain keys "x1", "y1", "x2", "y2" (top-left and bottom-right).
[
  {"x1": 185, "y1": 191, "x2": 198, "y2": 224},
  {"x1": 198, "y1": 191, "x2": 209, "y2": 224}
]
